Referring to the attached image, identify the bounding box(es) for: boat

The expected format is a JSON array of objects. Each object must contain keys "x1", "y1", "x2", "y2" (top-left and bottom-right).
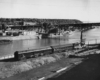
[
  {"x1": 49, "y1": 31, "x2": 72, "y2": 38},
  {"x1": 37, "y1": 30, "x2": 73, "y2": 39},
  {"x1": 37, "y1": 33, "x2": 49, "y2": 39}
]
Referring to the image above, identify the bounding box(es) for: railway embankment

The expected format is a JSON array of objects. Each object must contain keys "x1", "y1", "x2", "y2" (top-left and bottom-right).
[
  {"x1": 0, "y1": 44, "x2": 100, "y2": 80},
  {"x1": 0, "y1": 50, "x2": 74, "y2": 79},
  {"x1": 0, "y1": 53, "x2": 83, "y2": 80}
]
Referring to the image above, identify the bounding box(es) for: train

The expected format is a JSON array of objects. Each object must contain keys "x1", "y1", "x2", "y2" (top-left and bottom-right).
[
  {"x1": 14, "y1": 44, "x2": 74, "y2": 60},
  {"x1": 14, "y1": 43, "x2": 100, "y2": 60}
]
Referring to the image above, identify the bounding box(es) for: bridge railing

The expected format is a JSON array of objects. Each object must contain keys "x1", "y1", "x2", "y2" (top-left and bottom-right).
[{"x1": 85, "y1": 39, "x2": 100, "y2": 45}]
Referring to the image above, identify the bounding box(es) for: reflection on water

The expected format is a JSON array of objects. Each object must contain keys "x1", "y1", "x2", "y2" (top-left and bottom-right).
[{"x1": 0, "y1": 28, "x2": 100, "y2": 57}]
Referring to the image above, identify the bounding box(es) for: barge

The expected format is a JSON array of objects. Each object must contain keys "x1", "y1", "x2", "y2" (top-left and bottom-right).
[{"x1": 37, "y1": 31, "x2": 73, "y2": 39}]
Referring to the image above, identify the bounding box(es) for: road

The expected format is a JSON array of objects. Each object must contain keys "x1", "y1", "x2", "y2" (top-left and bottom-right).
[{"x1": 47, "y1": 54, "x2": 100, "y2": 80}]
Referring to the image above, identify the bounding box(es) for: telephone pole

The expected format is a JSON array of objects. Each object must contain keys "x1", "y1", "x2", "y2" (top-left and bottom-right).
[{"x1": 80, "y1": 29, "x2": 83, "y2": 46}]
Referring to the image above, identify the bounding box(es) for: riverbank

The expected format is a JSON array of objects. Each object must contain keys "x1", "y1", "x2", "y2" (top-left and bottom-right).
[
  {"x1": 0, "y1": 30, "x2": 38, "y2": 40},
  {"x1": 0, "y1": 48, "x2": 99, "y2": 80},
  {"x1": 0, "y1": 35, "x2": 37, "y2": 40}
]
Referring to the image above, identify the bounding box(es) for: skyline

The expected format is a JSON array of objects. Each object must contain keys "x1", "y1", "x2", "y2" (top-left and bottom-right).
[{"x1": 0, "y1": 0, "x2": 100, "y2": 22}]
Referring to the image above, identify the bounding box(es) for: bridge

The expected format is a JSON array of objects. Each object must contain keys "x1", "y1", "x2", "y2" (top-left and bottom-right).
[
  {"x1": 56, "y1": 22, "x2": 100, "y2": 27},
  {"x1": 3, "y1": 22, "x2": 100, "y2": 32},
  {"x1": 37, "y1": 22, "x2": 100, "y2": 34},
  {"x1": 54, "y1": 22, "x2": 100, "y2": 31},
  {"x1": 38, "y1": 22, "x2": 100, "y2": 45}
]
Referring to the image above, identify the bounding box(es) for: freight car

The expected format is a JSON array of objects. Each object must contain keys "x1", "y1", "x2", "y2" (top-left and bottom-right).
[{"x1": 14, "y1": 44, "x2": 74, "y2": 60}]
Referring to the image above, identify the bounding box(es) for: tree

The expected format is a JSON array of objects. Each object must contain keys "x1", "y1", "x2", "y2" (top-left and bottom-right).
[
  {"x1": 42, "y1": 22, "x2": 50, "y2": 33},
  {"x1": 1, "y1": 24, "x2": 6, "y2": 32}
]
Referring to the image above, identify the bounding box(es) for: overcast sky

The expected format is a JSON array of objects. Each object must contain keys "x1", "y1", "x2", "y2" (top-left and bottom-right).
[{"x1": 0, "y1": 0, "x2": 100, "y2": 22}]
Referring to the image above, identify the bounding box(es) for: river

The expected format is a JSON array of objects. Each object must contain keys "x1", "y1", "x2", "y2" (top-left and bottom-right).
[{"x1": 0, "y1": 28, "x2": 100, "y2": 57}]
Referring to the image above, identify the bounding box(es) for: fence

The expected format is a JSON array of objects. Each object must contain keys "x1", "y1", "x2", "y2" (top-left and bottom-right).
[{"x1": 85, "y1": 39, "x2": 100, "y2": 45}]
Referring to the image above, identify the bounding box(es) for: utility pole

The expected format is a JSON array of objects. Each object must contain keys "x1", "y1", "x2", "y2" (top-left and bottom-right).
[
  {"x1": 80, "y1": 24, "x2": 84, "y2": 47},
  {"x1": 80, "y1": 25, "x2": 86, "y2": 47},
  {"x1": 80, "y1": 30, "x2": 83, "y2": 46}
]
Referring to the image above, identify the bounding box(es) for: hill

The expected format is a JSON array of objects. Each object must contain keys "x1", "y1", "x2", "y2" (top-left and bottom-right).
[{"x1": 0, "y1": 18, "x2": 83, "y2": 26}]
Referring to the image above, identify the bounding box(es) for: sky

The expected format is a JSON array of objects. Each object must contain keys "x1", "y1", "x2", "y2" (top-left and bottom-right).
[{"x1": 0, "y1": 0, "x2": 100, "y2": 22}]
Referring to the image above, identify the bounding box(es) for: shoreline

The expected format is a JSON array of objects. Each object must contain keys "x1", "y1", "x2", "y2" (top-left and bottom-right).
[{"x1": 0, "y1": 35, "x2": 37, "y2": 40}]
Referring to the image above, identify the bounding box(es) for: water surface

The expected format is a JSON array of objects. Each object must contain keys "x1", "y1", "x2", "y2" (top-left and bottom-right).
[{"x1": 0, "y1": 28, "x2": 100, "y2": 57}]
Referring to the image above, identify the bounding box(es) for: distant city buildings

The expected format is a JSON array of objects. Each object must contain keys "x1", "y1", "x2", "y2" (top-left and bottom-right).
[{"x1": 23, "y1": 22, "x2": 37, "y2": 26}]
